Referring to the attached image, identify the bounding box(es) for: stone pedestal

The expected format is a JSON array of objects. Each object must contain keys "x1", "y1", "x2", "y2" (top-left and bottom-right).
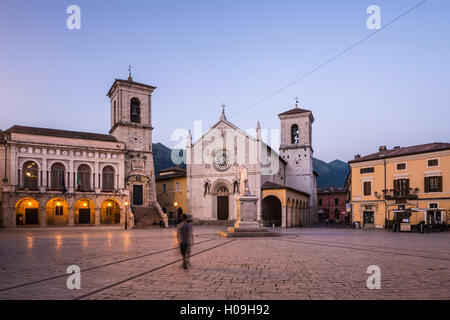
[{"x1": 218, "y1": 195, "x2": 280, "y2": 238}]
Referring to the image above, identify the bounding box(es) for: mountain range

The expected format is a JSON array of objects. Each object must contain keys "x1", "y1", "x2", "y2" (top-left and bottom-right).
[{"x1": 152, "y1": 143, "x2": 349, "y2": 188}]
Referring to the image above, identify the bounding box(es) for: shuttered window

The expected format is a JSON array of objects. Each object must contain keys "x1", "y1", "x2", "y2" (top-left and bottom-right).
[
  {"x1": 396, "y1": 163, "x2": 406, "y2": 170},
  {"x1": 427, "y1": 159, "x2": 439, "y2": 167},
  {"x1": 360, "y1": 167, "x2": 374, "y2": 174},
  {"x1": 363, "y1": 181, "x2": 372, "y2": 196},
  {"x1": 425, "y1": 176, "x2": 442, "y2": 193},
  {"x1": 394, "y1": 179, "x2": 410, "y2": 196}
]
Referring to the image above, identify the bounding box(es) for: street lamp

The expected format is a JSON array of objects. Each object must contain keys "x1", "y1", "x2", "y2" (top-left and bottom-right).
[
  {"x1": 174, "y1": 202, "x2": 179, "y2": 224},
  {"x1": 124, "y1": 201, "x2": 129, "y2": 230}
]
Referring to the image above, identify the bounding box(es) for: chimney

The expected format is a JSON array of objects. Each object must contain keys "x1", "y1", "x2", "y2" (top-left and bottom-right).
[{"x1": 379, "y1": 145, "x2": 387, "y2": 152}]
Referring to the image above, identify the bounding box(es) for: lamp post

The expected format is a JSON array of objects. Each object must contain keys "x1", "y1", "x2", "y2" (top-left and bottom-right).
[
  {"x1": 174, "y1": 202, "x2": 178, "y2": 224},
  {"x1": 124, "y1": 201, "x2": 129, "y2": 230}
]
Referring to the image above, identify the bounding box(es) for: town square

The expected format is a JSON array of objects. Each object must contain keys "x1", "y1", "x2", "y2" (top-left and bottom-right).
[
  {"x1": 1, "y1": 226, "x2": 449, "y2": 300},
  {"x1": 0, "y1": 0, "x2": 449, "y2": 305}
]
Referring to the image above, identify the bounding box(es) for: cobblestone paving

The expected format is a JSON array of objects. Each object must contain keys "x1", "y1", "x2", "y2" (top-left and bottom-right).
[{"x1": 0, "y1": 226, "x2": 449, "y2": 300}]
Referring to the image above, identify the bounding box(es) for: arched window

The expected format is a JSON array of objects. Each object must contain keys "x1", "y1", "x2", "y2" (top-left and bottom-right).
[
  {"x1": 23, "y1": 161, "x2": 38, "y2": 189},
  {"x1": 51, "y1": 163, "x2": 65, "y2": 190},
  {"x1": 77, "y1": 164, "x2": 91, "y2": 191},
  {"x1": 102, "y1": 166, "x2": 115, "y2": 191},
  {"x1": 291, "y1": 124, "x2": 299, "y2": 144},
  {"x1": 130, "y1": 98, "x2": 141, "y2": 123}
]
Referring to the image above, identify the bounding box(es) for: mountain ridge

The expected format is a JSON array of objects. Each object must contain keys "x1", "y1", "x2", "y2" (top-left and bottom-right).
[{"x1": 152, "y1": 143, "x2": 349, "y2": 188}]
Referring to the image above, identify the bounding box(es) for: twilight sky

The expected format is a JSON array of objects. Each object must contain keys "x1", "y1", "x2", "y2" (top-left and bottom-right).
[{"x1": 0, "y1": 0, "x2": 449, "y2": 163}]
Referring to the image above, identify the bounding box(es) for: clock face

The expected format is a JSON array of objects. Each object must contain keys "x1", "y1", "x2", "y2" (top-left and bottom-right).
[
  {"x1": 129, "y1": 132, "x2": 143, "y2": 145},
  {"x1": 213, "y1": 149, "x2": 231, "y2": 171}
]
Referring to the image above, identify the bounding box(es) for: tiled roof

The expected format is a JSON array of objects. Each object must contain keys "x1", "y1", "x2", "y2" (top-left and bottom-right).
[
  {"x1": 4, "y1": 125, "x2": 118, "y2": 142},
  {"x1": 317, "y1": 187, "x2": 346, "y2": 194},
  {"x1": 349, "y1": 142, "x2": 450, "y2": 164},
  {"x1": 158, "y1": 165, "x2": 186, "y2": 173},
  {"x1": 156, "y1": 172, "x2": 186, "y2": 181},
  {"x1": 261, "y1": 181, "x2": 310, "y2": 197},
  {"x1": 278, "y1": 107, "x2": 311, "y2": 116}
]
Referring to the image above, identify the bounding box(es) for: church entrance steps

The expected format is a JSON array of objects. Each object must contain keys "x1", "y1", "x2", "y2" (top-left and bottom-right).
[
  {"x1": 218, "y1": 228, "x2": 280, "y2": 238},
  {"x1": 192, "y1": 220, "x2": 234, "y2": 227}
]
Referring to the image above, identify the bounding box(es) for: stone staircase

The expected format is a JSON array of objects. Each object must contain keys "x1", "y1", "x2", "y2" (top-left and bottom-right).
[{"x1": 131, "y1": 205, "x2": 165, "y2": 228}]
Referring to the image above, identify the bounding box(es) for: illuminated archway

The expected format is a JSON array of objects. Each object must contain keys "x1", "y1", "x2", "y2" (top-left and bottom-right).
[
  {"x1": 45, "y1": 198, "x2": 69, "y2": 226},
  {"x1": 100, "y1": 199, "x2": 121, "y2": 225},
  {"x1": 15, "y1": 198, "x2": 40, "y2": 226},
  {"x1": 74, "y1": 199, "x2": 95, "y2": 225}
]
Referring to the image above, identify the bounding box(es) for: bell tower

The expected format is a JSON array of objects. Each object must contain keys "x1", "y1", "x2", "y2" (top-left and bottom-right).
[
  {"x1": 278, "y1": 100, "x2": 315, "y2": 208},
  {"x1": 107, "y1": 72, "x2": 158, "y2": 208}
]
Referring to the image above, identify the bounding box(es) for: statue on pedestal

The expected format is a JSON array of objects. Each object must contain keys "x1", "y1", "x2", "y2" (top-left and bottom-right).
[{"x1": 238, "y1": 164, "x2": 251, "y2": 196}]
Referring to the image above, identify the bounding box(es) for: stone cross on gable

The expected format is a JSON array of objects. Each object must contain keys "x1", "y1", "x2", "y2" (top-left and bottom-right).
[
  {"x1": 128, "y1": 65, "x2": 133, "y2": 81},
  {"x1": 219, "y1": 103, "x2": 227, "y2": 121}
]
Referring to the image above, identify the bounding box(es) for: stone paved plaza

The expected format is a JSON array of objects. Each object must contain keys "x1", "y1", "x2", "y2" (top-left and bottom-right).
[{"x1": 0, "y1": 226, "x2": 449, "y2": 300}]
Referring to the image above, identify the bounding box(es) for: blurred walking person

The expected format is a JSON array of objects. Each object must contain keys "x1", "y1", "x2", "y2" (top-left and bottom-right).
[{"x1": 177, "y1": 214, "x2": 193, "y2": 269}]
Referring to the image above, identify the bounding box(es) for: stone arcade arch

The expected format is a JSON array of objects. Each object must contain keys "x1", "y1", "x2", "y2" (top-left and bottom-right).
[
  {"x1": 100, "y1": 199, "x2": 121, "y2": 225},
  {"x1": 74, "y1": 199, "x2": 95, "y2": 225},
  {"x1": 15, "y1": 197, "x2": 40, "y2": 226},
  {"x1": 262, "y1": 196, "x2": 282, "y2": 227},
  {"x1": 45, "y1": 198, "x2": 69, "y2": 226}
]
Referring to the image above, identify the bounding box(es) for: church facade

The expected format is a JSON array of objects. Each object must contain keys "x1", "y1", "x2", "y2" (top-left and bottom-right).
[
  {"x1": 186, "y1": 106, "x2": 318, "y2": 227},
  {"x1": 0, "y1": 75, "x2": 165, "y2": 227}
]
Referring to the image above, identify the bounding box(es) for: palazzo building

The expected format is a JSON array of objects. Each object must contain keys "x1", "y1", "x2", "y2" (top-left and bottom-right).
[
  {"x1": 348, "y1": 143, "x2": 450, "y2": 229},
  {"x1": 0, "y1": 75, "x2": 165, "y2": 227},
  {"x1": 186, "y1": 105, "x2": 318, "y2": 227}
]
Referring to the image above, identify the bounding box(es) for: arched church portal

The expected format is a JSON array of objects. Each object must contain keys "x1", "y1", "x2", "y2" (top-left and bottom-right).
[{"x1": 216, "y1": 186, "x2": 229, "y2": 221}]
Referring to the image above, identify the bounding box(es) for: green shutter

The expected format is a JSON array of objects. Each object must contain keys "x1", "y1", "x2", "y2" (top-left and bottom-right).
[
  {"x1": 424, "y1": 177, "x2": 429, "y2": 193},
  {"x1": 438, "y1": 176, "x2": 443, "y2": 192}
]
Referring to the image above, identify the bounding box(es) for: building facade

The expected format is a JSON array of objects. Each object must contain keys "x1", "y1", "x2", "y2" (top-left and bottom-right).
[
  {"x1": 317, "y1": 187, "x2": 347, "y2": 223},
  {"x1": 186, "y1": 106, "x2": 318, "y2": 227},
  {"x1": 155, "y1": 166, "x2": 187, "y2": 225},
  {"x1": 348, "y1": 143, "x2": 450, "y2": 229},
  {"x1": 0, "y1": 76, "x2": 165, "y2": 227}
]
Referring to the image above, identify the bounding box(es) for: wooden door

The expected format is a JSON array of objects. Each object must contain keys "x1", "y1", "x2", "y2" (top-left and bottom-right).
[
  {"x1": 79, "y1": 208, "x2": 91, "y2": 224},
  {"x1": 25, "y1": 208, "x2": 39, "y2": 225},
  {"x1": 133, "y1": 185, "x2": 143, "y2": 205},
  {"x1": 217, "y1": 196, "x2": 229, "y2": 220}
]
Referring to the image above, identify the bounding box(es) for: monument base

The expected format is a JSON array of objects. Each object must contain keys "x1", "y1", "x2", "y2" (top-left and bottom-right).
[{"x1": 218, "y1": 195, "x2": 280, "y2": 238}]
